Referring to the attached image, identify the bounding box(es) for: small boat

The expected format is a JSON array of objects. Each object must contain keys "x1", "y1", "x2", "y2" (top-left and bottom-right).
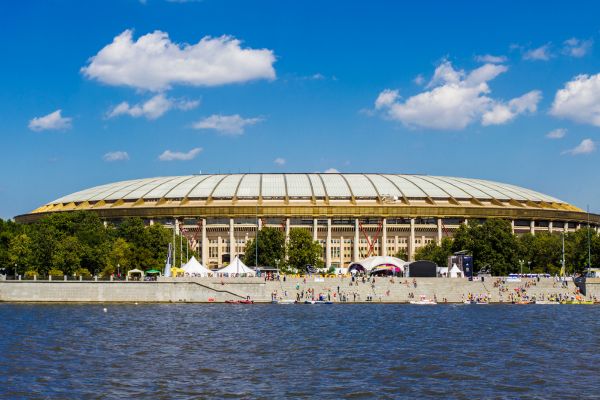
[
  {"x1": 272, "y1": 299, "x2": 296, "y2": 304},
  {"x1": 535, "y1": 300, "x2": 560, "y2": 305},
  {"x1": 225, "y1": 299, "x2": 254, "y2": 304},
  {"x1": 303, "y1": 300, "x2": 333, "y2": 304},
  {"x1": 409, "y1": 295, "x2": 437, "y2": 305}
]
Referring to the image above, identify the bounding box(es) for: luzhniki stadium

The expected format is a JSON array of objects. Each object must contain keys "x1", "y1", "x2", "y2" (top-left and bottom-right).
[{"x1": 16, "y1": 173, "x2": 600, "y2": 268}]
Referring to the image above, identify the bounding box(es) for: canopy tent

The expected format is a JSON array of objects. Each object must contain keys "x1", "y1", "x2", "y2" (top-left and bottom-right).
[
  {"x1": 218, "y1": 256, "x2": 256, "y2": 276},
  {"x1": 146, "y1": 269, "x2": 162, "y2": 275},
  {"x1": 127, "y1": 268, "x2": 144, "y2": 279},
  {"x1": 348, "y1": 256, "x2": 407, "y2": 275},
  {"x1": 449, "y1": 263, "x2": 462, "y2": 278},
  {"x1": 182, "y1": 256, "x2": 212, "y2": 277}
]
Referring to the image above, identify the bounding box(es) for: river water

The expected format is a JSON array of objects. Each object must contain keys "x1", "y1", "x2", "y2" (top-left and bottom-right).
[{"x1": 0, "y1": 304, "x2": 598, "y2": 399}]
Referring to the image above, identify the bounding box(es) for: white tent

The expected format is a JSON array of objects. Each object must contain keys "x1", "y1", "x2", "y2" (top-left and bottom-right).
[
  {"x1": 348, "y1": 256, "x2": 407, "y2": 273},
  {"x1": 182, "y1": 256, "x2": 212, "y2": 277},
  {"x1": 449, "y1": 263, "x2": 462, "y2": 278},
  {"x1": 219, "y1": 256, "x2": 256, "y2": 276}
]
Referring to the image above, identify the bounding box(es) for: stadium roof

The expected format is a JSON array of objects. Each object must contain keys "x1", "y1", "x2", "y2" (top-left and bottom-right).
[{"x1": 40, "y1": 173, "x2": 575, "y2": 207}]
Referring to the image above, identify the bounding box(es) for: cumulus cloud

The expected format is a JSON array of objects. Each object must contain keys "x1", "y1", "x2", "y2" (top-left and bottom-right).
[
  {"x1": 28, "y1": 110, "x2": 72, "y2": 131},
  {"x1": 475, "y1": 54, "x2": 507, "y2": 63},
  {"x1": 324, "y1": 168, "x2": 339, "y2": 173},
  {"x1": 103, "y1": 151, "x2": 129, "y2": 162},
  {"x1": 81, "y1": 29, "x2": 276, "y2": 91},
  {"x1": 274, "y1": 157, "x2": 286, "y2": 165},
  {"x1": 375, "y1": 61, "x2": 540, "y2": 130},
  {"x1": 413, "y1": 74, "x2": 425, "y2": 85},
  {"x1": 158, "y1": 147, "x2": 202, "y2": 161},
  {"x1": 546, "y1": 128, "x2": 567, "y2": 139},
  {"x1": 562, "y1": 139, "x2": 596, "y2": 155},
  {"x1": 523, "y1": 44, "x2": 552, "y2": 61},
  {"x1": 481, "y1": 90, "x2": 542, "y2": 125},
  {"x1": 192, "y1": 114, "x2": 262, "y2": 135},
  {"x1": 107, "y1": 94, "x2": 199, "y2": 120},
  {"x1": 550, "y1": 73, "x2": 600, "y2": 126},
  {"x1": 563, "y1": 38, "x2": 593, "y2": 58}
]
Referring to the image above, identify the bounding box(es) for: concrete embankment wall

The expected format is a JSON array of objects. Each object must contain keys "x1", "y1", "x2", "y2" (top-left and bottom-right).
[
  {"x1": 0, "y1": 277, "x2": 583, "y2": 303},
  {"x1": 0, "y1": 281, "x2": 255, "y2": 303}
]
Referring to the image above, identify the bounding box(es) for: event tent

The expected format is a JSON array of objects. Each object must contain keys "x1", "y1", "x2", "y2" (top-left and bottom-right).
[
  {"x1": 182, "y1": 256, "x2": 212, "y2": 277},
  {"x1": 449, "y1": 263, "x2": 462, "y2": 278},
  {"x1": 348, "y1": 256, "x2": 407, "y2": 274},
  {"x1": 218, "y1": 256, "x2": 256, "y2": 276}
]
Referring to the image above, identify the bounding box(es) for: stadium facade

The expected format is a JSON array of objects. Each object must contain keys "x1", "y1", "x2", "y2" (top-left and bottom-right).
[{"x1": 17, "y1": 173, "x2": 600, "y2": 268}]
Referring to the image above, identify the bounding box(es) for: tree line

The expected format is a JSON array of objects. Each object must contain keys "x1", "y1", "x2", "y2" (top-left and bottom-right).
[
  {"x1": 0, "y1": 212, "x2": 181, "y2": 278},
  {"x1": 415, "y1": 219, "x2": 599, "y2": 275}
]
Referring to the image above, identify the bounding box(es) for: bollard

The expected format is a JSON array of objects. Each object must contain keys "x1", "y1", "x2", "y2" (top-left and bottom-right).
[
  {"x1": 94, "y1": 276, "x2": 98, "y2": 282},
  {"x1": 18, "y1": 275, "x2": 21, "y2": 281},
  {"x1": 110, "y1": 275, "x2": 114, "y2": 282},
  {"x1": 49, "y1": 275, "x2": 52, "y2": 281},
  {"x1": 33, "y1": 275, "x2": 37, "y2": 281},
  {"x1": 79, "y1": 275, "x2": 82, "y2": 281},
  {"x1": 64, "y1": 275, "x2": 67, "y2": 281},
  {"x1": 126, "y1": 275, "x2": 129, "y2": 282}
]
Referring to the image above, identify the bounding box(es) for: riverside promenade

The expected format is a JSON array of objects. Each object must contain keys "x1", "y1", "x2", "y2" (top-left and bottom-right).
[{"x1": 0, "y1": 276, "x2": 596, "y2": 303}]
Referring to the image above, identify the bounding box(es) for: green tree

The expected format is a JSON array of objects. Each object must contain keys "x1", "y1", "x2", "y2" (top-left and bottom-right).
[
  {"x1": 51, "y1": 235, "x2": 83, "y2": 275},
  {"x1": 286, "y1": 228, "x2": 323, "y2": 272},
  {"x1": 415, "y1": 237, "x2": 454, "y2": 267},
  {"x1": 452, "y1": 219, "x2": 519, "y2": 276},
  {"x1": 108, "y1": 237, "x2": 132, "y2": 275},
  {"x1": 243, "y1": 227, "x2": 286, "y2": 267},
  {"x1": 394, "y1": 248, "x2": 408, "y2": 260},
  {"x1": 8, "y1": 233, "x2": 34, "y2": 275}
]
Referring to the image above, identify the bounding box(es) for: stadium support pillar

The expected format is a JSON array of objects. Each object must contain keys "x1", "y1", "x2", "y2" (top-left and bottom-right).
[
  {"x1": 549, "y1": 221, "x2": 553, "y2": 233},
  {"x1": 530, "y1": 220, "x2": 535, "y2": 235},
  {"x1": 437, "y1": 218, "x2": 442, "y2": 245},
  {"x1": 381, "y1": 218, "x2": 387, "y2": 256},
  {"x1": 313, "y1": 218, "x2": 318, "y2": 241},
  {"x1": 149, "y1": 219, "x2": 154, "y2": 226},
  {"x1": 340, "y1": 236, "x2": 344, "y2": 268},
  {"x1": 258, "y1": 218, "x2": 263, "y2": 230},
  {"x1": 326, "y1": 218, "x2": 332, "y2": 267},
  {"x1": 511, "y1": 220, "x2": 515, "y2": 234},
  {"x1": 285, "y1": 218, "x2": 290, "y2": 244},
  {"x1": 229, "y1": 218, "x2": 235, "y2": 260},
  {"x1": 201, "y1": 218, "x2": 208, "y2": 267},
  {"x1": 174, "y1": 218, "x2": 180, "y2": 235},
  {"x1": 353, "y1": 219, "x2": 359, "y2": 262},
  {"x1": 409, "y1": 218, "x2": 415, "y2": 261}
]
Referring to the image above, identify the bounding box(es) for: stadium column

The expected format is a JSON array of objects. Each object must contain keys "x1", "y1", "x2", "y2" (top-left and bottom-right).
[
  {"x1": 313, "y1": 218, "x2": 318, "y2": 241},
  {"x1": 285, "y1": 218, "x2": 290, "y2": 244},
  {"x1": 174, "y1": 218, "x2": 180, "y2": 235},
  {"x1": 201, "y1": 218, "x2": 208, "y2": 267},
  {"x1": 530, "y1": 220, "x2": 535, "y2": 235},
  {"x1": 229, "y1": 218, "x2": 235, "y2": 260},
  {"x1": 340, "y1": 236, "x2": 344, "y2": 268},
  {"x1": 409, "y1": 218, "x2": 415, "y2": 261},
  {"x1": 381, "y1": 218, "x2": 387, "y2": 256},
  {"x1": 326, "y1": 218, "x2": 332, "y2": 267},
  {"x1": 549, "y1": 221, "x2": 553, "y2": 233},
  {"x1": 437, "y1": 218, "x2": 442, "y2": 245},
  {"x1": 353, "y1": 219, "x2": 359, "y2": 262},
  {"x1": 511, "y1": 220, "x2": 515, "y2": 234}
]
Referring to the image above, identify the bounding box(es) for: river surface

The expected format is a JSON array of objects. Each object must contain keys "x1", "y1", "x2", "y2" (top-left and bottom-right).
[{"x1": 0, "y1": 304, "x2": 599, "y2": 399}]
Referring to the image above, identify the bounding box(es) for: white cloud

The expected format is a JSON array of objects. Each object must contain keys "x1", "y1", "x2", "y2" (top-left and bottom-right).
[
  {"x1": 103, "y1": 151, "x2": 129, "y2": 162},
  {"x1": 375, "y1": 61, "x2": 539, "y2": 130},
  {"x1": 107, "y1": 94, "x2": 199, "y2": 120},
  {"x1": 523, "y1": 44, "x2": 552, "y2": 61},
  {"x1": 482, "y1": 90, "x2": 541, "y2": 125},
  {"x1": 563, "y1": 38, "x2": 593, "y2": 58},
  {"x1": 324, "y1": 168, "x2": 339, "y2": 173},
  {"x1": 550, "y1": 73, "x2": 600, "y2": 126},
  {"x1": 375, "y1": 89, "x2": 399, "y2": 109},
  {"x1": 28, "y1": 110, "x2": 72, "y2": 131},
  {"x1": 81, "y1": 29, "x2": 276, "y2": 91},
  {"x1": 413, "y1": 74, "x2": 425, "y2": 85},
  {"x1": 475, "y1": 54, "x2": 507, "y2": 63},
  {"x1": 158, "y1": 147, "x2": 202, "y2": 161},
  {"x1": 562, "y1": 139, "x2": 596, "y2": 155},
  {"x1": 546, "y1": 128, "x2": 567, "y2": 139},
  {"x1": 274, "y1": 157, "x2": 286, "y2": 165},
  {"x1": 192, "y1": 114, "x2": 262, "y2": 135}
]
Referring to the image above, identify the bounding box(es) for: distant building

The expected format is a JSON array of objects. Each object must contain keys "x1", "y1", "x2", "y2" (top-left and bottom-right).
[{"x1": 16, "y1": 173, "x2": 600, "y2": 268}]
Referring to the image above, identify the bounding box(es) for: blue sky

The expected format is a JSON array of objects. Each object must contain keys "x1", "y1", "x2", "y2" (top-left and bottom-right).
[{"x1": 1, "y1": 0, "x2": 600, "y2": 218}]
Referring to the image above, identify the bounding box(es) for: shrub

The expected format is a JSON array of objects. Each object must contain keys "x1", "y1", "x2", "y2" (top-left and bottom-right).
[
  {"x1": 24, "y1": 270, "x2": 37, "y2": 279},
  {"x1": 48, "y1": 268, "x2": 64, "y2": 278}
]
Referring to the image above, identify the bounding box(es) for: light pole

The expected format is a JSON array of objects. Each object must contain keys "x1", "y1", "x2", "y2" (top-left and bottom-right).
[
  {"x1": 519, "y1": 259, "x2": 523, "y2": 275},
  {"x1": 117, "y1": 263, "x2": 120, "y2": 278},
  {"x1": 14, "y1": 263, "x2": 17, "y2": 280},
  {"x1": 528, "y1": 261, "x2": 531, "y2": 274}
]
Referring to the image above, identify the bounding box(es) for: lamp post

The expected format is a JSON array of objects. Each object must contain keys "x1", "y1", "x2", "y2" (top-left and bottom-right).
[
  {"x1": 117, "y1": 263, "x2": 120, "y2": 278},
  {"x1": 14, "y1": 263, "x2": 17, "y2": 280},
  {"x1": 519, "y1": 259, "x2": 523, "y2": 275},
  {"x1": 528, "y1": 261, "x2": 532, "y2": 274}
]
